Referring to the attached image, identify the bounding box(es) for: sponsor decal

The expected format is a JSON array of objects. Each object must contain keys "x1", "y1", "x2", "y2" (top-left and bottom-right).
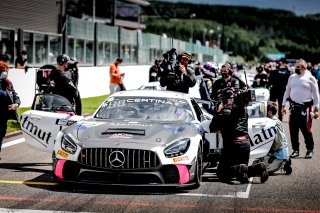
[
  {"x1": 104, "y1": 97, "x2": 188, "y2": 109},
  {"x1": 56, "y1": 119, "x2": 77, "y2": 126},
  {"x1": 21, "y1": 116, "x2": 52, "y2": 147},
  {"x1": 173, "y1": 156, "x2": 189, "y2": 163},
  {"x1": 57, "y1": 150, "x2": 69, "y2": 159},
  {"x1": 56, "y1": 119, "x2": 68, "y2": 126},
  {"x1": 126, "y1": 98, "x2": 187, "y2": 105},
  {"x1": 67, "y1": 120, "x2": 76, "y2": 126},
  {"x1": 108, "y1": 133, "x2": 133, "y2": 139},
  {"x1": 250, "y1": 126, "x2": 276, "y2": 147}
]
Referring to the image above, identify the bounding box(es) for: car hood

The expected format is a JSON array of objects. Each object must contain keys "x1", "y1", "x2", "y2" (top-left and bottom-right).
[{"x1": 73, "y1": 118, "x2": 201, "y2": 145}]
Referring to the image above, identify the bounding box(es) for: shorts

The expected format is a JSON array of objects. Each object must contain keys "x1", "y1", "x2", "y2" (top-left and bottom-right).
[{"x1": 109, "y1": 83, "x2": 120, "y2": 94}]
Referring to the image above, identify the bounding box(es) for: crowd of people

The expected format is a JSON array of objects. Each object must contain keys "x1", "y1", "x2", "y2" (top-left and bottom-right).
[
  {"x1": 0, "y1": 49, "x2": 319, "y2": 185},
  {"x1": 148, "y1": 51, "x2": 319, "y2": 184}
]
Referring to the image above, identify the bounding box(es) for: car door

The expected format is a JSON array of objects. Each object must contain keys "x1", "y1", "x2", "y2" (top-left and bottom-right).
[
  {"x1": 248, "y1": 117, "x2": 276, "y2": 159},
  {"x1": 21, "y1": 94, "x2": 84, "y2": 153}
]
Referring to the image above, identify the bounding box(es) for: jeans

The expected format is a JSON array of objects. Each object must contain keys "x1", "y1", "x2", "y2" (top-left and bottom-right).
[{"x1": 0, "y1": 118, "x2": 7, "y2": 152}]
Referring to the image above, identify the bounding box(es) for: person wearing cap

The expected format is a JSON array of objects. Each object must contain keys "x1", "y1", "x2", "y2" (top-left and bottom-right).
[
  {"x1": 65, "y1": 57, "x2": 82, "y2": 115},
  {"x1": 160, "y1": 52, "x2": 196, "y2": 93},
  {"x1": 0, "y1": 61, "x2": 21, "y2": 159},
  {"x1": 109, "y1": 58, "x2": 125, "y2": 94},
  {"x1": 149, "y1": 59, "x2": 162, "y2": 82},
  {"x1": 66, "y1": 57, "x2": 79, "y2": 88},
  {"x1": 49, "y1": 54, "x2": 80, "y2": 112}
]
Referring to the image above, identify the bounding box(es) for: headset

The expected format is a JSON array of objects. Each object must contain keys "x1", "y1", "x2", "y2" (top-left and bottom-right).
[{"x1": 57, "y1": 54, "x2": 70, "y2": 65}]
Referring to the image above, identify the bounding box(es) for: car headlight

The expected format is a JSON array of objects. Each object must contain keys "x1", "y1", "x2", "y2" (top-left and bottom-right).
[
  {"x1": 164, "y1": 138, "x2": 190, "y2": 158},
  {"x1": 61, "y1": 134, "x2": 77, "y2": 154}
]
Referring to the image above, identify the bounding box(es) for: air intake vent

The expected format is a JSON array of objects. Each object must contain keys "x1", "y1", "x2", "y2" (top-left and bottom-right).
[
  {"x1": 101, "y1": 128, "x2": 145, "y2": 135},
  {"x1": 78, "y1": 148, "x2": 160, "y2": 170}
]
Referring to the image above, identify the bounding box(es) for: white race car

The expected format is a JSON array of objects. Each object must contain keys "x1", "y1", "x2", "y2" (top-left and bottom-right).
[{"x1": 21, "y1": 90, "x2": 276, "y2": 189}]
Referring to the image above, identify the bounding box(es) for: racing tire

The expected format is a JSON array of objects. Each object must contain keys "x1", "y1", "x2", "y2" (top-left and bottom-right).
[{"x1": 190, "y1": 147, "x2": 203, "y2": 189}]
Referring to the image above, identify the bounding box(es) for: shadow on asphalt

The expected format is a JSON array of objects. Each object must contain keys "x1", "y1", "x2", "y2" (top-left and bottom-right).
[
  {"x1": 0, "y1": 162, "x2": 51, "y2": 176},
  {"x1": 0, "y1": 162, "x2": 251, "y2": 194}
]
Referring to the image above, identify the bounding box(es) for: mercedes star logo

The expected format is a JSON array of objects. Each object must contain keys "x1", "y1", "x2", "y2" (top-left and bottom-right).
[{"x1": 109, "y1": 151, "x2": 125, "y2": 167}]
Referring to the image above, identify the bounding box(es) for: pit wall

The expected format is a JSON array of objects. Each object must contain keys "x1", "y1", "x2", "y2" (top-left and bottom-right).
[{"x1": 9, "y1": 65, "x2": 151, "y2": 107}]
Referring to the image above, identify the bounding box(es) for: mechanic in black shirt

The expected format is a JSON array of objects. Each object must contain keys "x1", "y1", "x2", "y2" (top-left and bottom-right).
[
  {"x1": 49, "y1": 54, "x2": 81, "y2": 115},
  {"x1": 211, "y1": 63, "x2": 240, "y2": 100},
  {"x1": 210, "y1": 63, "x2": 268, "y2": 183},
  {"x1": 268, "y1": 62, "x2": 291, "y2": 121},
  {"x1": 160, "y1": 52, "x2": 196, "y2": 93},
  {"x1": 227, "y1": 62, "x2": 247, "y2": 90},
  {"x1": 149, "y1": 59, "x2": 162, "y2": 82},
  {"x1": 210, "y1": 87, "x2": 269, "y2": 184},
  {"x1": 65, "y1": 57, "x2": 82, "y2": 115},
  {"x1": 66, "y1": 57, "x2": 79, "y2": 88},
  {"x1": 252, "y1": 64, "x2": 268, "y2": 88}
]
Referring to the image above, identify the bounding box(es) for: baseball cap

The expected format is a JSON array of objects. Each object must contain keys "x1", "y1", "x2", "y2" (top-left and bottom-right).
[
  {"x1": 57, "y1": 54, "x2": 75, "y2": 65},
  {"x1": 181, "y1": 52, "x2": 192, "y2": 60}
]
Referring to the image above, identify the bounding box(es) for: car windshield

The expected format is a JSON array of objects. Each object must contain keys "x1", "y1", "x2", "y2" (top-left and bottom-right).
[{"x1": 95, "y1": 96, "x2": 195, "y2": 122}]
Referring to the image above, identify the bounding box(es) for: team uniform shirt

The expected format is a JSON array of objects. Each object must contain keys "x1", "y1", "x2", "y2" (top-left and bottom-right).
[
  {"x1": 109, "y1": 63, "x2": 122, "y2": 84},
  {"x1": 211, "y1": 77, "x2": 240, "y2": 100},
  {"x1": 282, "y1": 71, "x2": 319, "y2": 109}
]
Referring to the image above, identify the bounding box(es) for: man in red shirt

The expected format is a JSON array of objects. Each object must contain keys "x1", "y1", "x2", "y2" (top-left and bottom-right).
[{"x1": 109, "y1": 58, "x2": 124, "y2": 94}]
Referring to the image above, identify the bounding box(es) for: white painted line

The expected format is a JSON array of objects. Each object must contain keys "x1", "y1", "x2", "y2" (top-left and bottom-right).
[
  {"x1": 177, "y1": 177, "x2": 253, "y2": 199},
  {"x1": 2, "y1": 138, "x2": 25, "y2": 149},
  {"x1": 0, "y1": 208, "x2": 92, "y2": 213}
]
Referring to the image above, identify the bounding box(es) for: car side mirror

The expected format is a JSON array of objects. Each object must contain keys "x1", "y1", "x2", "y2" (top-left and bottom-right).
[{"x1": 200, "y1": 114, "x2": 206, "y2": 122}]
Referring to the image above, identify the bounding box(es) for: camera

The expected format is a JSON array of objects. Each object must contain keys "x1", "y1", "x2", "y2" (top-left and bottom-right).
[
  {"x1": 160, "y1": 48, "x2": 180, "y2": 76},
  {"x1": 214, "y1": 88, "x2": 256, "y2": 110},
  {"x1": 235, "y1": 89, "x2": 256, "y2": 106}
]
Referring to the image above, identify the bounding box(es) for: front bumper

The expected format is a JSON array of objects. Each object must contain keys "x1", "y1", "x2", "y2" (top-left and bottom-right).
[{"x1": 52, "y1": 153, "x2": 197, "y2": 187}]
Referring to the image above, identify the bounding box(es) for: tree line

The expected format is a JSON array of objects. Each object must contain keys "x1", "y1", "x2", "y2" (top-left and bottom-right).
[{"x1": 143, "y1": 1, "x2": 320, "y2": 63}]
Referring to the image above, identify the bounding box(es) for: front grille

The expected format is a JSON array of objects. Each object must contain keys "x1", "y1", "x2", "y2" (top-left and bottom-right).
[{"x1": 78, "y1": 148, "x2": 161, "y2": 170}]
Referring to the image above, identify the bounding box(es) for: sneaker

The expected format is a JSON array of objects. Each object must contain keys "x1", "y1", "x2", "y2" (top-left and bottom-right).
[
  {"x1": 290, "y1": 150, "x2": 299, "y2": 158},
  {"x1": 283, "y1": 159, "x2": 292, "y2": 175},
  {"x1": 236, "y1": 164, "x2": 249, "y2": 184},
  {"x1": 259, "y1": 162, "x2": 269, "y2": 183},
  {"x1": 305, "y1": 150, "x2": 314, "y2": 159}
]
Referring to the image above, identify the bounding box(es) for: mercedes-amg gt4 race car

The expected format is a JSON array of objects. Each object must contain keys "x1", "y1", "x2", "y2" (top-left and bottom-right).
[{"x1": 20, "y1": 89, "x2": 276, "y2": 189}]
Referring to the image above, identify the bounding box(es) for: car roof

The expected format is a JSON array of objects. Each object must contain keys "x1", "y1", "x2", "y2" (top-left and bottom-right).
[
  {"x1": 110, "y1": 89, "x2": 191, "y2": 99},
  {"x1": 140, "y1": 82, "x2": 161, "y2": 87}
]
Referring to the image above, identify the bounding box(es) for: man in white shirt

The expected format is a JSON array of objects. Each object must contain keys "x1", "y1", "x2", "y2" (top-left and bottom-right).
[{"x1": 282, "y1": 59, "x2": 319, "y2": 159}]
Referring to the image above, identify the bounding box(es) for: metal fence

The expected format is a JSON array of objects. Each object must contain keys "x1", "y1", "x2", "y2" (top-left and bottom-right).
[{"x1": 0, "y1": 16, "x2": 227, "y2": 67}]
